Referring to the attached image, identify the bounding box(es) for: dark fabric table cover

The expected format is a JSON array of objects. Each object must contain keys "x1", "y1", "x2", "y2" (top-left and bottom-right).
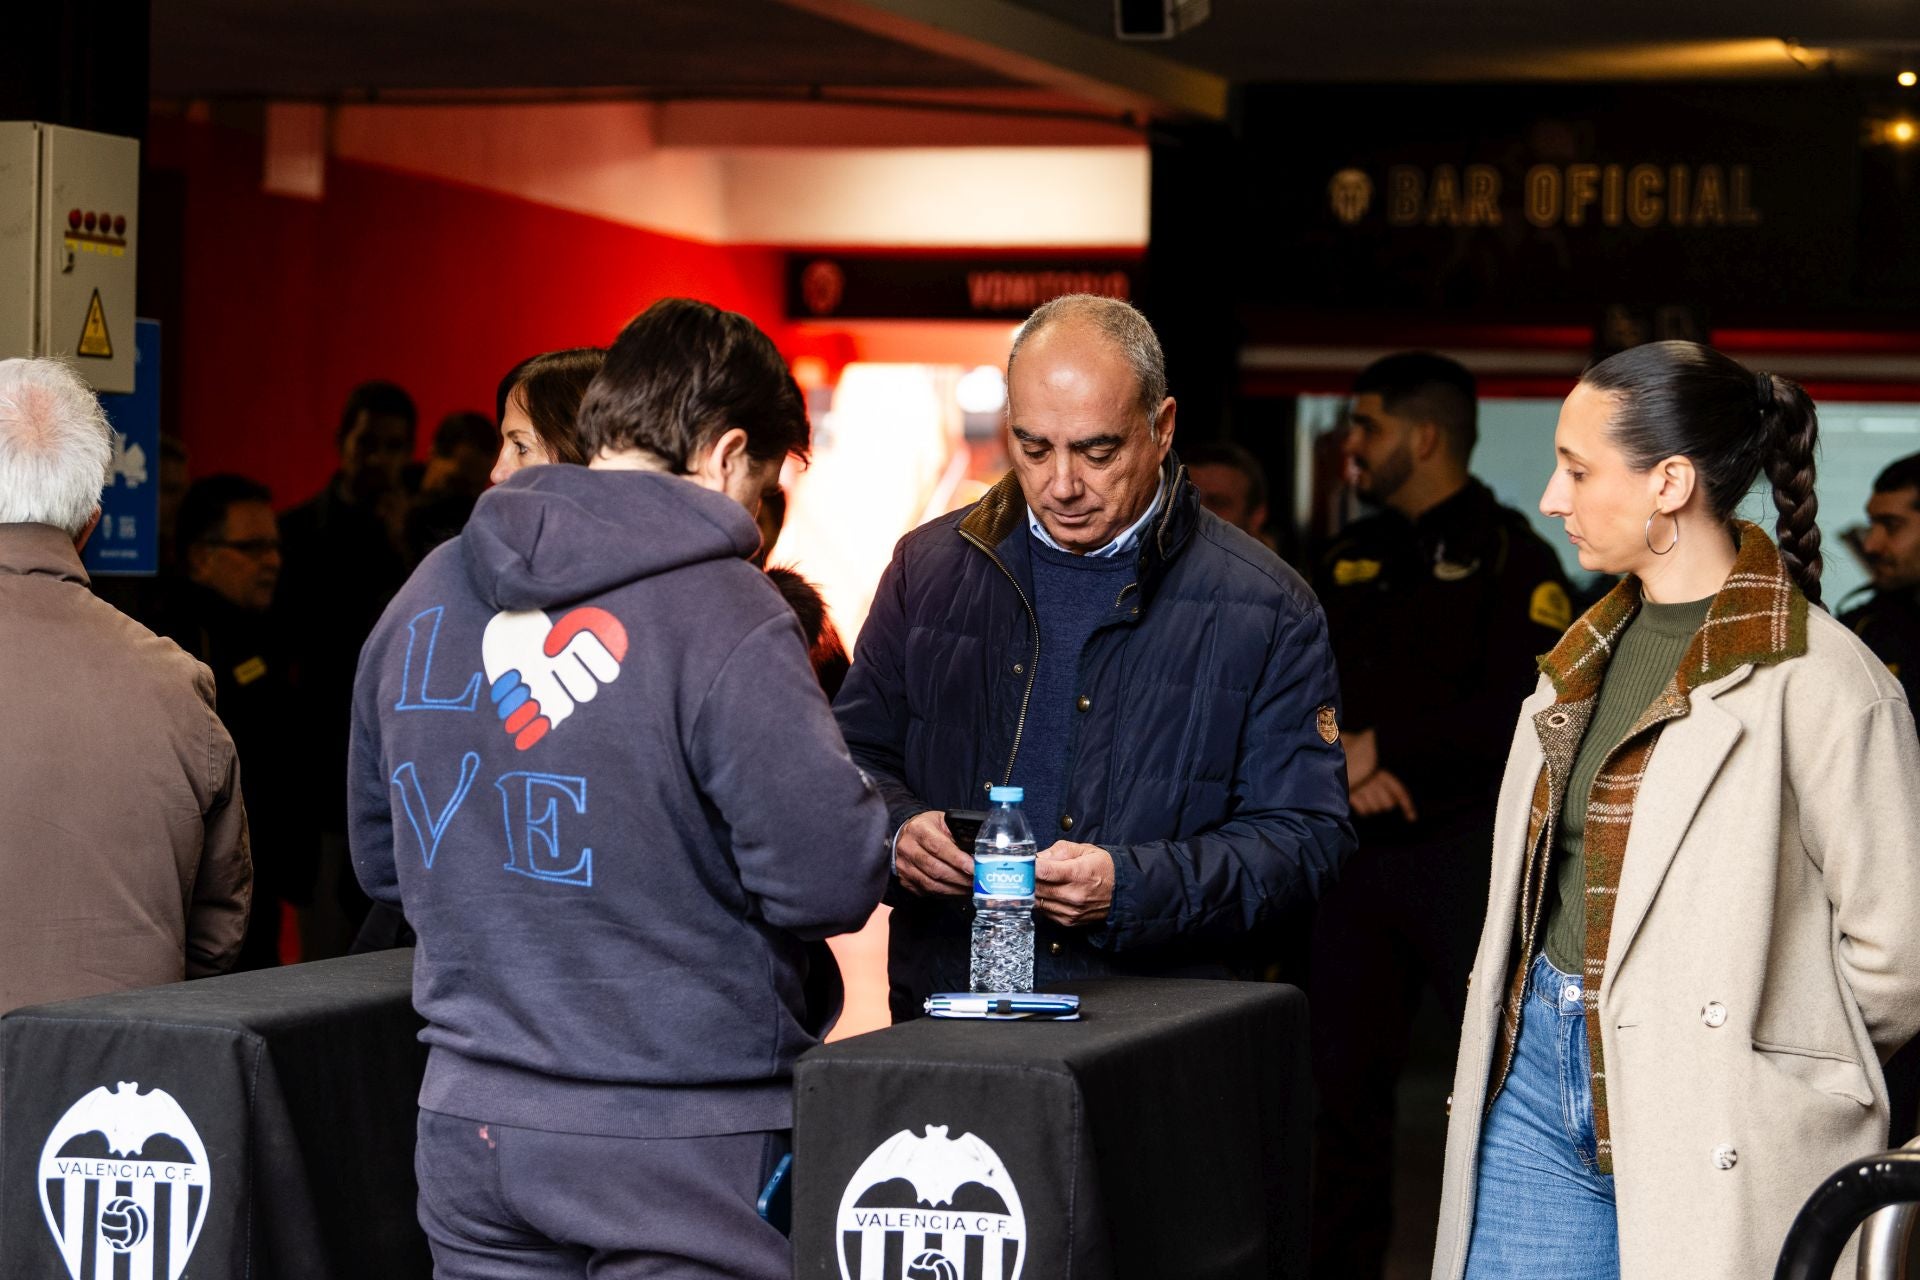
[
  {"x1": 793, "y1": 977, "x2": 1310, "y2": 1280},
  {"x1": 1, "y1": 949, "x2": 427, "y2": 1280}
]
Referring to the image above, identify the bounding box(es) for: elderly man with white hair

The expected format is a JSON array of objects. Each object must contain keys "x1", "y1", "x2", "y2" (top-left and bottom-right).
[{"x1": 0, "y1": 357, "x2": 250, "y2": 1014}]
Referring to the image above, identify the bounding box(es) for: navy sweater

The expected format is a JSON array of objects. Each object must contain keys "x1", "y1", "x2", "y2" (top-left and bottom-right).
[
  {"x1": 348, "y1": 466, "x2": 888, "y2": 1138},
  {"x1": 1014, "y1": 536, "x2": 1139, "y2": 834}
]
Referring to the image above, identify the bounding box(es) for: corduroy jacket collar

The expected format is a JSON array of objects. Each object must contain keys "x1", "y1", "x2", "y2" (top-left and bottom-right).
[
  {"x1": 1538, "y1": 519, "x2": 1808, "y2": 707},
  {"x1": 0, "y1": 523, "x2": 90, "y2": 585}
]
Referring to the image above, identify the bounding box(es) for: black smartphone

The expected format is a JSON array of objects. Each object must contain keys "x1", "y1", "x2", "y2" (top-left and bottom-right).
[{"x1": 944, "y1": 808, "x2": 988, "y2": 849}]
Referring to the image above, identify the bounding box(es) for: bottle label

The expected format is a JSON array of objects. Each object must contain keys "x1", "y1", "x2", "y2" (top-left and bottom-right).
[{"x1": 974, "y1": 857, "x2": 1034, "y2": 898}]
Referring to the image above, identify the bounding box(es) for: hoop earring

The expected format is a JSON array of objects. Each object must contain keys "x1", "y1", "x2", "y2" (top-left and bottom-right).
[{"x1": 1645, "y1": 509, "x2": 1679, "y2": 556}]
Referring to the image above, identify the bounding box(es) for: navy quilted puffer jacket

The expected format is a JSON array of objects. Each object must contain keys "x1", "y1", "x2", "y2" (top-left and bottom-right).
[{"x1": 834, "y1": 457, "x2": 1354, "y2": 1020}]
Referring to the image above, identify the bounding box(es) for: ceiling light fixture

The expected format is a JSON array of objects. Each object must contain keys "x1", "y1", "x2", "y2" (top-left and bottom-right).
[{"x1": 1901, "y1": 70, "x2": 1918, "y2": 87}]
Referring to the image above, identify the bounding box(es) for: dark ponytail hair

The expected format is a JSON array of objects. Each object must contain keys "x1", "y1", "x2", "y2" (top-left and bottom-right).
[
  {"x1": 496, "y1": 348, "x2": 605, "y2": 467},
  {"x1": 1581, "y1": 340, "x2": 1823, "y2": 606}
]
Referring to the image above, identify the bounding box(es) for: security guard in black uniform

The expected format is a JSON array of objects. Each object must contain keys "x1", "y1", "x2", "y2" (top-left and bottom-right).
[
  {"x1": 1839, "y1": 451, "x2": 1920, "y2": 1142},
  {"x1": 1307, "y1": 353, "x2": 1571, "y2": 1280}
]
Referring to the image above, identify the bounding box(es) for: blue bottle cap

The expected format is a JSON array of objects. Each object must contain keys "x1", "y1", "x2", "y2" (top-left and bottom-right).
[{"x1": 988, "y1": 786, "x2": 1024, "y2": 803}]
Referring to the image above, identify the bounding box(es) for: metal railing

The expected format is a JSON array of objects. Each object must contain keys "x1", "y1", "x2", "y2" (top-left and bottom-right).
[
  {"x1": 1775, "y1": 1137, "x2": 1920, "y2": 1280},
  {"x1": 1857, "y1": 1138, "x2": 1920, "y2": 1280}
]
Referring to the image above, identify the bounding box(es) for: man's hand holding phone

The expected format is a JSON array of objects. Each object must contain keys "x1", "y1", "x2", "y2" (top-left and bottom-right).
[{"x1": 894, "y1": 810, "x2": 975, "y2": 897}]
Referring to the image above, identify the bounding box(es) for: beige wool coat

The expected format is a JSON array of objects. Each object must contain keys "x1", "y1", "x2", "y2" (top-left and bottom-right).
[{"x1": 1433, "y1": 596, "x2": 1920, "y2": 1279}]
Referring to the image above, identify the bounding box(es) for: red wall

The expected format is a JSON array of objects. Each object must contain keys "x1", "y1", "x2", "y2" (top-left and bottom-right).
[{"x1": 145, "y1": 116, "x2": 788, "y2": 506}]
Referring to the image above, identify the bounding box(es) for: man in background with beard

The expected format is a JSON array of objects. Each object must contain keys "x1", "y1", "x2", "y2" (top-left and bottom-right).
[{"x1": 1307, "y1": 352, "x2": 1571, "y2": 1279}]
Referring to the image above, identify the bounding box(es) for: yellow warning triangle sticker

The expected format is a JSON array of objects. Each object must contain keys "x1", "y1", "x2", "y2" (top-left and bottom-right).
[{"x1": 77, "y1": 289, "x2": 113, "y2": 359}]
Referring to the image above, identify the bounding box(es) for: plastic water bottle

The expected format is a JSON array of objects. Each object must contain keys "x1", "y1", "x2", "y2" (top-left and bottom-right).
[{"x1": 969, "y1": 786, "x2": 1036, "y2": 993}]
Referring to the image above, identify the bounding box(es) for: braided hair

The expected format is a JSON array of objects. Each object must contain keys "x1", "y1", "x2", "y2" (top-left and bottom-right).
[{"x1": 1582, "y1": 340, "x2": 1823, "y2": 606}]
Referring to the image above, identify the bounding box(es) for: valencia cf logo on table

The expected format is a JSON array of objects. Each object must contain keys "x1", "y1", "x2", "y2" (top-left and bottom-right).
[
  {"x1": 38, "y1": 1082, "x2": 211, "y2": 1280},
  {"x1": 836, "y1": 1125, "x2": 1026, "y2": 1280}
]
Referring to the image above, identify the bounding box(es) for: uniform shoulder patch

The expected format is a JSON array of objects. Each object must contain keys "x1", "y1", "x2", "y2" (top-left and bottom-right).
[
  {"x1": 1529, "y1": 581, "x2": 1572, "y2": 632},
  {"x1": 1332, "y1": 558, "x2": 1382, "y2": 586},
  {"x1": 1316, "y1": 705, "x2": 1340, "y2": 744}
]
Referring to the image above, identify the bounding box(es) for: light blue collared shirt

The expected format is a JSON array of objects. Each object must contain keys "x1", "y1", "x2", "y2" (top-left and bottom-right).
[{"x1": 1025, "y1": 473, "x2": 1168, "y2": 559}]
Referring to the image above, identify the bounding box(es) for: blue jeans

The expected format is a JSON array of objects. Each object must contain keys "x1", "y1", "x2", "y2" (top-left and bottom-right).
[{"x1": 1464, "y1": 953, "x2": 1620, "y2": 1280}]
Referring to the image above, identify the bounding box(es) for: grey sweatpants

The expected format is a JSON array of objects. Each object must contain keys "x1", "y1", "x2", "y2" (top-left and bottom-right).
[{"x1": 414, "y1": 1109, "x2": 791, "y2": 1279}]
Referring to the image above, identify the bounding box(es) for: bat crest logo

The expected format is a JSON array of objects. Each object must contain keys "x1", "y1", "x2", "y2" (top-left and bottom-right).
[
  {"x1": 37, "y1": 1081, "x2": 211, "y2": 1280},
  {"x1": 836, "y1": 1125, "x2": 1025, "y2": 1280}
]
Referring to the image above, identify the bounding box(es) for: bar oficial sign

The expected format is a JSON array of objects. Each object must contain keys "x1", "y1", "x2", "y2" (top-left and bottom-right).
[
  {"x1": 1229, "y1": 83, "x2": 1873, "y2": 311},
  {"x1": 1328, "y1": 161, "x2": 1762, "y2": 230}
]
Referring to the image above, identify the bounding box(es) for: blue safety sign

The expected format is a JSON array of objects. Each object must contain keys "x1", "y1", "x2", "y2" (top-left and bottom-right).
[{"x1": 83, "y1": 318, "x2": 160, "y2": 576}]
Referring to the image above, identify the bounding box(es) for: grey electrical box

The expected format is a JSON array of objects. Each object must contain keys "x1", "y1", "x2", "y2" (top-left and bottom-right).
[{"x1": 0, "y1": 122, "x2": 140, "y2": 393}]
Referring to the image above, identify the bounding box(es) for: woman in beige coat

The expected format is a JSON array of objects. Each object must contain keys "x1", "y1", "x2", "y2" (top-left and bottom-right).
[{"x1": 1435, "y1": 341, "x2": 1920, "y2": 1280}]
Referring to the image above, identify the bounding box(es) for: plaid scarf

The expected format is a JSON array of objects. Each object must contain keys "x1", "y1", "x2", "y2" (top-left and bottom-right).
[{"x1": 1487, "y1": 521, "x2": 1807, "y2": 1173}]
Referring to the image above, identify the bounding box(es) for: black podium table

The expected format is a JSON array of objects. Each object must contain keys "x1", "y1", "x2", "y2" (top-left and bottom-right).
[
  {"x1": 1, "y1": 950, "x2": 427, "y2": 1280},
  {"x1": 792, "y1": 978, "x2": 1310, "y2": 1280}
]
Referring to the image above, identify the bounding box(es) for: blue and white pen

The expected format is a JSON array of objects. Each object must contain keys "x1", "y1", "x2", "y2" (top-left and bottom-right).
[{"x1": 924, "y1": 993, "x2": 1080, "y2": 1018}]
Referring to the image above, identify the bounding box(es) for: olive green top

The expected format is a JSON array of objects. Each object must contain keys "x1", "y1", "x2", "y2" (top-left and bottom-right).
[{"x1": 1542, "y1": 593, "x2": 1714, "y2": 975}]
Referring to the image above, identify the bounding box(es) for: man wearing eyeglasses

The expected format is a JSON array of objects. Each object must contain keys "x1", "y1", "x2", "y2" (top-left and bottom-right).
[
  {"x1": 162, "y1": 475, "x2": 309, "y2": 970},
  {"x1": 179, "y1": 476, "x2": 282, "y2": 612}
]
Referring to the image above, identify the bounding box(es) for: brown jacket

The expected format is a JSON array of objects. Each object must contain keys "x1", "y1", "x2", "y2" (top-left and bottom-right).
[
  {"x1": 0, "y1": 524, "x2": 251, "y2": 1014},
  {"x1": 1434, "y1": 528, "x2": 1920, "y2": 1279}
]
